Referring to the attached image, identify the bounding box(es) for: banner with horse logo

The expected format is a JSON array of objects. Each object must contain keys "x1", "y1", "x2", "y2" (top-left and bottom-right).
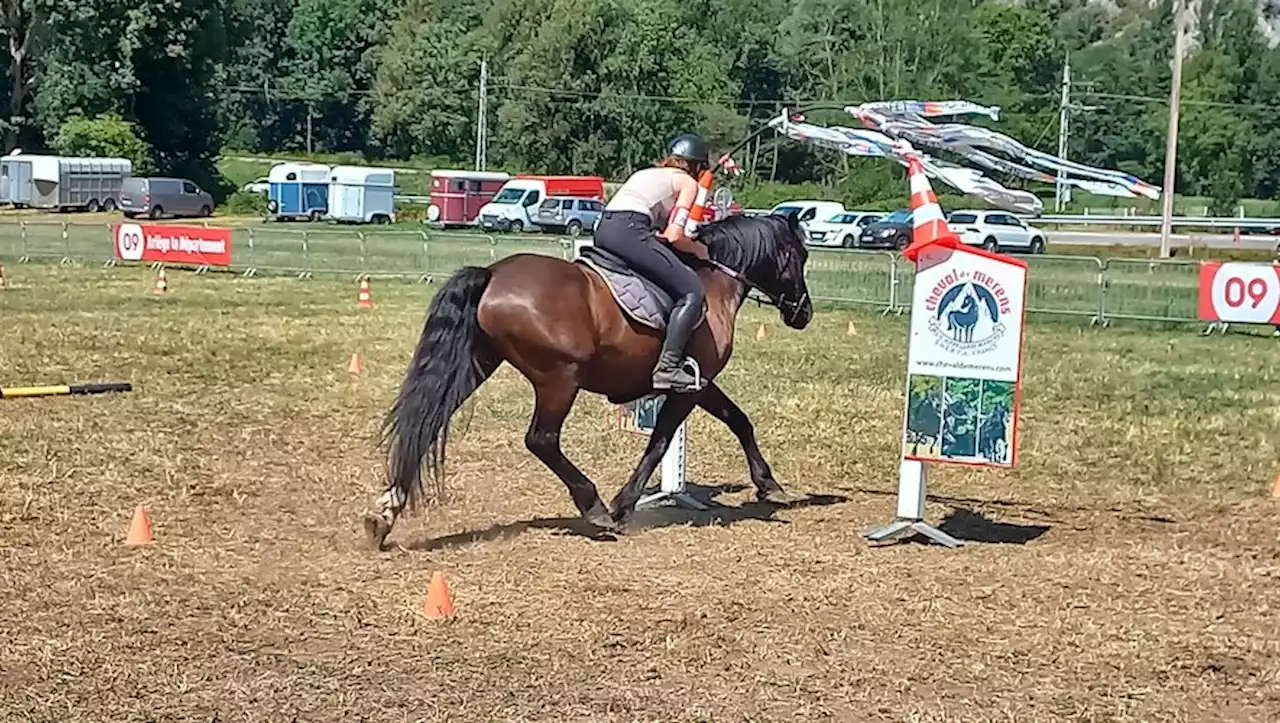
[{"x1": 902, "y1": 245, "x2": 1027, "y2": 468}]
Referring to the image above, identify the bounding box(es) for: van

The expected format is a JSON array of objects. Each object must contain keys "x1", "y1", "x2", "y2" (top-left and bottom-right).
[
  {"x1": 477, "y1": 176, "x2": 605, "y2": 232},
  {"x1": 769, "y1": 200, "x2": 847, "y2": 224},
  {"x1": 120, "y1": 177, "x2": 214, "y2": 219}
]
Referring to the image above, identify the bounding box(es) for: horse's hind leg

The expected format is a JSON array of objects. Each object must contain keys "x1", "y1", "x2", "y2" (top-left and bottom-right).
[
  {"x1": 697, "y1": 383, "x2": 790, "y2": 503},
  {"x1": 525, "y1": 379, "x2": 616, "y2": 531}
]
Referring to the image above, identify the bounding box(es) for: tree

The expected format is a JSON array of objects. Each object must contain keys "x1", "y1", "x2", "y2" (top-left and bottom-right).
[
  {"x1": 2, "y1": 0, "x2": 46, "y2": 151},
  {"x1": 369, "y1": 0, "x2": 481, "y2": 161},
  {"x1": 52, "y1": 114, "x2": 154, "y2": 173}
]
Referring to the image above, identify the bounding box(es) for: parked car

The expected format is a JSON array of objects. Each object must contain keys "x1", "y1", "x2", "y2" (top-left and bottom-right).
[
  {"x1": 858, "y1": 209, "x2": 913, "y2": 249},
  {"x1": 805, "y1": 211, "x2": 882, "y2": 248},
  {"x1": 536, "y1": 196, "x2": 604, "y2": 236},
  {"x1": 947, "y1": 209, "x2": 1047, "y2": 253},
  {"x1": 242, "y1": 177, "x2": 269, "y2": 194},
  {"x1": 120, "y1": 177, "x2": 214, "y2": 219},
  {"x1": 769, "y1": 200, "x2": 847, "y2": 224}
]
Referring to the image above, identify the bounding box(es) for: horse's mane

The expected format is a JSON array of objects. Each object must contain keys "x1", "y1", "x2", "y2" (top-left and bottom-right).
[{"x1": 698, "y1": 214, "x2": 793, "y2": 273}]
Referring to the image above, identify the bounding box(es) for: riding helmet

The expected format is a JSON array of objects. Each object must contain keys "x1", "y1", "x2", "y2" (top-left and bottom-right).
[{"x1": 667, "y1": 133, "x2": 710, "y2": 166}]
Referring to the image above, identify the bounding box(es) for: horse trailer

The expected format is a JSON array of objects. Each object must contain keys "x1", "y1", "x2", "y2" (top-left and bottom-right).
[
  {"x1": 266, "y1": 162, "x2": 331, "y2": 221},
  {"x1": 327, "y1": 165, "x2": 395, "y2": 224},
  {"x1": 0, "y1": 154, "x2": 133, "y2": 212}
]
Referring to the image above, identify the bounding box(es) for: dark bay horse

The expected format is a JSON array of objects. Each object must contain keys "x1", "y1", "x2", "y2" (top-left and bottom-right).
[{"x1": 364, "y1": 213, "x2": 814, "y2": 549}]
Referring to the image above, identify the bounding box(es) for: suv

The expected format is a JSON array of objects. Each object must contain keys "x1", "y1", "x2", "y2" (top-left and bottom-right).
[
  {"x1": 120, "y1": 177, "x2": 214, "y2": 219},
  {"x1": 947, "y1": 210, "x2": 1047, "y2": 253},
  {"x1": 536, "y1": 196, "x2": 603, "y2": 237}
]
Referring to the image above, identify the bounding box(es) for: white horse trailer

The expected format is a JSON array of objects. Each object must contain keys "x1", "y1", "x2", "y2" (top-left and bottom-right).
[
  {"x1": 327, "y1": 165, "x2": 396, "y2": 224},
  {"x1": 0, "y1": 154, "x2": 133, "y2": 212}
]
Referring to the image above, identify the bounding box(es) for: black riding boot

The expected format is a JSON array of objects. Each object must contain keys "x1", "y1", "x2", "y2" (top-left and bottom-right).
[{"x1": 652, "y1": 293, "x2": 704, "y2": 392}]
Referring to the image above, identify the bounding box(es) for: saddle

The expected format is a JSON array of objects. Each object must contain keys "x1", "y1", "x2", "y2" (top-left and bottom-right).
[{"x1": 575, "y1": 245, "x2": 706, "y2": 332}]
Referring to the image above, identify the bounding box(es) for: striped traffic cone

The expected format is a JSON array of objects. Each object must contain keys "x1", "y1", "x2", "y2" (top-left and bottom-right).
[
  {"x1": 899, "y1": 147, "x2": 962, "y2": 264},
  {"x1": 357, "y1": 275, "x2": 375, "y2": 309},
  {"x1": 0, "y1": 263, "x2": 7, "y2": 291},
  {"x1": 152, "y1": 267, "x2": 169, "y2": 295}
]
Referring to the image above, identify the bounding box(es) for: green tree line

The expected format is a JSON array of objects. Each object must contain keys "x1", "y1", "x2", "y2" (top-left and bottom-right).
[{"x1": 2, "y1": 0, "x2": 1277, "y2": 208}]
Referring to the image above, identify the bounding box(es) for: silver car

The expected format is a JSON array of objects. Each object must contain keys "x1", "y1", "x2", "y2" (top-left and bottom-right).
[
  {"x1": 120, "y1": 177, "x2": 214, "y2": 219},
  {"x1": 536, "y1": 196, "x2": 603, "y2": 237}
]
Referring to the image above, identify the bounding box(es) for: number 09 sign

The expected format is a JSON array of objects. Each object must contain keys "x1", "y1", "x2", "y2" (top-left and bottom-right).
[{"x1": 1198, "y1": 262, "x2": 1280, "y2": 325}]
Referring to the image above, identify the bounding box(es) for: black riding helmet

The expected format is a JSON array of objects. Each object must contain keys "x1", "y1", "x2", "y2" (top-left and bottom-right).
[{"x1": 667, "y1": 133, "x2": 710, "y2": 167}]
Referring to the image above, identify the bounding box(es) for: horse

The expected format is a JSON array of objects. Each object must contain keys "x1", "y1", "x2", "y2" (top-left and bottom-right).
[
  {"x1": 978, "y1": 402, "x2": 1010, "y2": 462},
  {"x1": 363, "y1": 213, "x2": 815, "y2": 549},
  {"x1": 946, "y1": 292, "x2": 979, "y2": 342}
]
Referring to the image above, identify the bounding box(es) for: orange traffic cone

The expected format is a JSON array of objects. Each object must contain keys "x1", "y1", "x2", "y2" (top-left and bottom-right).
[
  {"x1": 1272, "y1": 472, "x2": 1280, "y2": 498},
  {"x1": 423, "y1": 571, "x2": 455, "y2": 620},
  {"x1": 152, "y1": 267, "x2": 169, "y2": 295},
  {"x1": 125, "y1": 505, "x2": 153, "y2": 546},
  {"x1": 357, "y1": 275, "x2": 374, "y2": 309},
  {"x1": 0, "y1": 263, "x2": 7, "y2": 291},
  {"x1": 347, "y1": 352, "x2": 363, "y2": 375},
  {"x1": 755, "y1": 324, "x2": 767, "y2": 341},
  {"x1": 847, "y1": 319, "x2": 858, "y2": 336}
]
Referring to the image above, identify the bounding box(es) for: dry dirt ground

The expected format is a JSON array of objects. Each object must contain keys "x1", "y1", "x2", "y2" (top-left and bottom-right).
[{"x1": 1, "y1": 263, "x2": 1278, "y2": 722}]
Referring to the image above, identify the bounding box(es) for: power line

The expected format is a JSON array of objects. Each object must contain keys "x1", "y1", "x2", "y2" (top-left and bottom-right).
[{"x1": 221, "y1": 81, "x2": 1280, "y2": 115}]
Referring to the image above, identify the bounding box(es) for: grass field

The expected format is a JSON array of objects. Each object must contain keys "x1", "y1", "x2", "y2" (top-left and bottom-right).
[{"x1": 1, "y1": 263, "x2": 1279, "y2": 721}]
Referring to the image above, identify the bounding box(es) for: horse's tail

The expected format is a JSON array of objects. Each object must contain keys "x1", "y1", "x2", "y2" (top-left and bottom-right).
[{"x1": 382, "y1": 266, "x2": 495, "y2": 510}]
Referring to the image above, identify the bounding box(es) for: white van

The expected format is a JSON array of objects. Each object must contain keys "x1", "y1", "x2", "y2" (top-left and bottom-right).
[
  {"x1": 476, "y1": 176, "x2": 605, "y2": 233},
  {"x1": 769, "y1": 200, "x2": 847, "y2": 224}
]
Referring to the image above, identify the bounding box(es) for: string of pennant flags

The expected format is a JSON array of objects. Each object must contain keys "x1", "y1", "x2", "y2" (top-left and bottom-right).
[{"x1": 732, "y1": 99, "x2": 1163, "y2": 217}]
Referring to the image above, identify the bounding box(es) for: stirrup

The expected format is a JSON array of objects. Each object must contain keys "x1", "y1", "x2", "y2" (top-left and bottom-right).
[{"x1": 653, "y1": 357, "x2": 705, "y2": 393}]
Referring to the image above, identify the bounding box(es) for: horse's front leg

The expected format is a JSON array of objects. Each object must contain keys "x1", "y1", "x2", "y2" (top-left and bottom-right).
[
  {"x1": 697, "y1": 382, "x2": 791, "y2": 503},
  {"x1": 610, "y1": 392, "x2": 698, "y2": 525}
]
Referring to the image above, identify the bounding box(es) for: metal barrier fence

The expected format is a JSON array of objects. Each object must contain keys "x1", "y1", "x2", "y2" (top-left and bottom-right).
[{"x1": 0, "y1": 220, "x2": 1211, "y2": 326}]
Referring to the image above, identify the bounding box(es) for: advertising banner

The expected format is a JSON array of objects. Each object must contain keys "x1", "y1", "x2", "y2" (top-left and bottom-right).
[
  {"x1": 114, "y1": 223, "x2": 233, "y2": 267},
  {"x1": 902, "y1": 245, "x2": 1028, "y2": 468},
  {"x1": 1197, "y1": 261, "x2": 1280, "y2": 325}
]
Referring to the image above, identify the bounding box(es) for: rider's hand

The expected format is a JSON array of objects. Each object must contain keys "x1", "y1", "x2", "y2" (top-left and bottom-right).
[{"x1": 690, "y1": 242, "x2": 711, "y2": 261}]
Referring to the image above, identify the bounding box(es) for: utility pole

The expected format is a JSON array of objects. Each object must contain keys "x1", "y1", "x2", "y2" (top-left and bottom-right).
[
  {"x1": 1055, "y1": 54, "x2": 1071, "y2": 213},
  {"x1": 1159, "y1": 0, "x2": 1188, "y2": 259},
  {"x1": 474, "y1": 58, "x2": 488, "y2": 172}
]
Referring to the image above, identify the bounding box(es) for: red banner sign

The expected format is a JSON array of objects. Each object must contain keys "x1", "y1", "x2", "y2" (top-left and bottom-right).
[
  {"x1": 114, "y1": 223, "x2": 233, "y2": 267},
  {"x1": 1198, "y1": 261, "x2": 1280, "y2": 324}
]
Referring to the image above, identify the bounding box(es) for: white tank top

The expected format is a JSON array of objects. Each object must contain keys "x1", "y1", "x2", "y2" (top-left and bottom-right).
[{"x1": 605, "y1": 167, "x2": 682, "y2": 227}]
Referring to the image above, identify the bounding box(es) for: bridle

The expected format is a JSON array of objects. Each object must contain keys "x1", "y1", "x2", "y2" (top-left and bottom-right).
[{"x1": 706, "y1": 257, "x2": 809, "y2": 327}]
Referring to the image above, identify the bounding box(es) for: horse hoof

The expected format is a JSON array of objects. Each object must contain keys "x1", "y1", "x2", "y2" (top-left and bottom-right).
[
  {"x1": 583, "y1": 502, "x2": 617, "y2": 532},
  {"x1": 758, "y1": 486, "x2": 801, "y2": 506},
  {"x1": 363, "y1": 513, "x2": 392, "y2": 551}
]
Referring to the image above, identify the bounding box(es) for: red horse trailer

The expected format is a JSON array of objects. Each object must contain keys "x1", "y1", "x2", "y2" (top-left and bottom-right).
[{"x1": 428, "y1": 170, "x2": 511, "y2": 228}]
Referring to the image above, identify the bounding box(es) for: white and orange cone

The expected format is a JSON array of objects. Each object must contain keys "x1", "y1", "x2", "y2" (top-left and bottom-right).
[
  {"x1": 357, "y1": 275, "x2": 375, "y2": 309},
  {"x1": 901, "y1": 150, "x2": 961, "y2": 264},
  {"x1": 152, "y1": 267, "x2": 169, "y2": 295},
  {"x1": 0, "y1": 263, "x2": 7, "y2": 291}
]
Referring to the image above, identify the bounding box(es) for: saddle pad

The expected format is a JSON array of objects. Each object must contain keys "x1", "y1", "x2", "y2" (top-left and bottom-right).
[{"x1": 576, "y1": 255, "x2": 706, "y2": 332}]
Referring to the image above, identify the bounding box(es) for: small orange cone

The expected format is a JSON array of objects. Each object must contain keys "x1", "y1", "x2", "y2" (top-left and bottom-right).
[
  {"x1": 1272, "y1": 472, "x2": 1280, "y2": 498},
  {"x1": 847, "y1": 319, "x2": 858, "y2": 336},
  {"x1": 347, "y1": 352, "x2": 363, "y2": 375},
  {"x1": 125, "y1": 505, "x2": 153, "y2": 546},
  {"x1": 357, "y1": 275, "x2": 375, "y2": 309},
  {"x1": 423, "y1": 571, "x2": 455, "y2": 620},
  {"x1": 755, "y1": 324, "x2": 767, "y2": 341},
  {"x1": 152, "y1": 267, "x2": 169, "y2": 295},
  {"x1": 0, "y1": 263, "x2": 7, "y2": 291}
]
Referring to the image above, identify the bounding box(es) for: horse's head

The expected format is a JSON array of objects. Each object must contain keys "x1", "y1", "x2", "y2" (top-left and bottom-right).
[{"x1": 700, "y1": 212, "x2": 814, "y2": 329}]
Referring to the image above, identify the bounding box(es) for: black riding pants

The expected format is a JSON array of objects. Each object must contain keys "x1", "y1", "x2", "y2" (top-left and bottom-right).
[{"x1": 592, "y1": 211, "x2": 704, "y2": 307}]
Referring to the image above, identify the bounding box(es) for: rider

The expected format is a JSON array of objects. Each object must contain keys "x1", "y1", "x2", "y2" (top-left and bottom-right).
[{"x1": 593, "y1": 133, "x2": 712, "y2": 392}]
